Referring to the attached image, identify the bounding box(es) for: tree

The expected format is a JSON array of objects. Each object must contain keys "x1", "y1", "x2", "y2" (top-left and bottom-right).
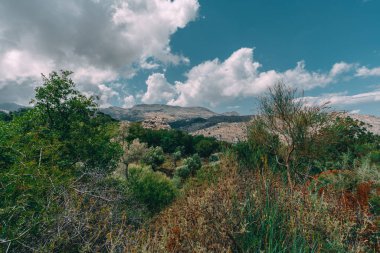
[
  {"x1": 141, "y1": 146, "x2": 165, "y2": 171},
  {"x1": 195, "y1": 138, "x2": 218, "y2": 158},
  {"x1": 31, "y1": 70, "x2": 121, "y2": 172},
  {"x1": 172, "y1": 150, "x2": 182, "y2": 168},
  {"x1": 255, "y1": 82, "x2": 330, "y2": 189},
  {"x1": 183, "y1": 154, "x2": 202, "y2": 175},
  {"x1": 33, "y1": 70, "x2": 96, "y2": 135}
]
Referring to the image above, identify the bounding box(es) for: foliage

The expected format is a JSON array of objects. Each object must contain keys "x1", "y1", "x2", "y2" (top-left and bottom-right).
[
  {"x1": 28, "y1": 70, "x2": 122, "y2": 172},
  {"x1": 174, "y1": 165, "x2": 191, "y2": 180},
  {"x1": 0, "y1": 111, "x2": 12, "y2": 121},
  {"x1": 128, "y1": 166, "x2": 177, "y2": 213},
  {"x1": 172, "y1": 150, "x2": 182, "y2": 167},
  {"x1": 256, "y1": 81, "x2": 331, "y2": 186},
  {"x1": 195, "y1": 138, "x2": 218, "y2": 157},
  {"x1": 125, "y1": 122, "x2": 220, "y2": 156},
  {"x1": 0, "y1": 71, "x2": 124, "y2": 252},
  {"x1": 128, "y1": 153, "x2": 376, "y2": 252},
  {"x1": 369, "y1": 196, "x2": 380, "y2": 216},
  {"x1": 209, "y1": 152, "x2": 220, "y2": 162},
  {"x1": 183, "y1": 154, "x2": 202, "y2": 174},
  {"x1": 124, "y1": 139, "x2": 148, "y2": 164},
  {"x1": 314, "y1": 116, "x2": 380, "y2": 171},
  {"x1": 141, "y1": 146, "x2": 165, "y2": 170}
]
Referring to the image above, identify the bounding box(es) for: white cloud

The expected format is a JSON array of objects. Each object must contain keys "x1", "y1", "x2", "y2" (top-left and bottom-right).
[
  {"x1": 329, "y1": 62, "x2": 354, "y2": 77},
  {"x1": 356, "y1": 66, "x2": 380, "y2": 77},
  {"x1": 123, "y1": 95, "x2": 136, "y2": 108},
  {"x1": 97, "y1": 84, "x2": 119, "y2": 108},
  {"x1": 0, "y1": 0, "x2": 199, "y2": 104},
  {"x1": 0, "y1": 50, "x2": 54, "y2": 84},
  {"x1": 72, "y1": 67, "x2": 119, "y2": 85},
  {"x1": 303, "y1": 91, "x2": 380, "y2": 106},
  {"x1": 144, "y1": 48, "x2": 354, "y2": 108},
  {"x1": 142, "y1": 73, "x2": 177, "y2": 104}
]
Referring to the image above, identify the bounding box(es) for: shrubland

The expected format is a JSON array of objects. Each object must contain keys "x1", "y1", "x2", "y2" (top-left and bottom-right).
[{"x1": 0, "y1": 75, "x2": 379, "y2": 252}]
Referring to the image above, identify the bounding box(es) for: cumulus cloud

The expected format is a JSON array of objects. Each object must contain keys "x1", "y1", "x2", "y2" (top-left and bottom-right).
[
  {"x1": 123, "y1": 95, "x2": 136, "y2": 108},
  {"x1": 142, "y1": 73, "x2": 177, "y2": 104},
  {"x1": 0, "y1": 0, "x2": 199, "y2": 105},
  {"x1": 143, "y1": 48, "x2": 355, "y2": 108},
  {"x1": 356, "y1": 66, "x2": 380, "y2": 77}
]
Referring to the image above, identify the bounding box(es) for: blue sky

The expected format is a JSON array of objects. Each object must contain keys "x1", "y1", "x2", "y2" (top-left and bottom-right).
[{"x1": 0, "y1": 0, "x2": 379, "y2": 115}]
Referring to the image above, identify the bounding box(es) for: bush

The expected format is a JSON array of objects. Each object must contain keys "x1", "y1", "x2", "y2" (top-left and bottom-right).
[
  {"x1": 369, "y1": 150, "x2": 380, "y2": 165},
  {"x1": 128, "y1": 166, "x2": 177, "y2": 213},
  {"x1": 141, "y1": 146, "x2": 165, "y2": 170},
  {"x1": 195, "y1": 139, "x2": 218, "y2": 157},
  {"x1": 125, "y1": 122, "x2": 220, "y2": 156},
  {"x1": 183, "y1": 154, "x2": 202, "y2": 175},
  {"x1": 369, "y1": 196, "x2": 380, "y2": 216},
  {"x1": 174, "y1": 165, "x2": 191, "y2": 179},
  {"x1": 209, "y1": 153, "x2": 221, "y2": 162},
  {"x1": 125, "y1": 139, "x2": 148, "y2": 164}
]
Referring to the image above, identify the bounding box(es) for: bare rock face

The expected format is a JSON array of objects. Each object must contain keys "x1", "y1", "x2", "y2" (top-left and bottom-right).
[
  {"x1": 101, "y1": 104, "x2": 218, "y2": 121},
  {"x1": 103, "y1": 104, "x2": 380, "y2": 143},
  {"x1": 142, "y1": 116, "x2": 171, "y2": 130},
  {"x1": 191, "y1": 122, "x2": 249, "y2": 143},
  {"x1": 189, "y1": 113, "x2": 380, "y2": 143}
]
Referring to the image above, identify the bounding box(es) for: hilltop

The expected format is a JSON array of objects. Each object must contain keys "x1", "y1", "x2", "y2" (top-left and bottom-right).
[
  {"x1": 2, "y1": 102, "x2": 380, "y2": 140},
  {"x1": 100, "y1": 104, "x2": 218, "y2": 121}
]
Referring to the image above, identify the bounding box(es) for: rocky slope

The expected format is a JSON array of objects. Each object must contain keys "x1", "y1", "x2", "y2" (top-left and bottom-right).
[
  {"x1": 2, "y1": 103, "x2": 380, "y2": 140},
  {"x1": 101, "y1": 104, "x2": 218, "y2": 121},
  {"x1": 190, "y1": 122, "x2": 249, "y2": 143}
]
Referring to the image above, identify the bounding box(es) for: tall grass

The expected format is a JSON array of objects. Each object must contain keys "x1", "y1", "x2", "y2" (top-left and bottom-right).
[{"x1": 126, "y1": 152, "x2": 378, "y2": 252}]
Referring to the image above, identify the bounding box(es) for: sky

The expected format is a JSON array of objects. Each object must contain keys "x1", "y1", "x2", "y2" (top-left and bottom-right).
[{"x1": 0, "y1": 0, "x2": 379, "y2": 115}]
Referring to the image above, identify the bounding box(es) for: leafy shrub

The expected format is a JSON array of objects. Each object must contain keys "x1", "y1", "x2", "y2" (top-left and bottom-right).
[
  {"x1": 125, "y1": 122, "x2": 220, "y2": 156},
  {"x1": 195, "y1": 139, "x2": 218, "y2": 157},
  {"x1": 369, "y1": 150, "x2": 380, "y2": 165},
  {"x1": 125, "y1": 138, "x2": 148, "y2": 163},
  {"x1": 183, "y1": 154, "x2": 202, "y2": 175},
  {"x1": 209, "y1": 153, "x2": 220, "y2": 162},
  {"x1": 369, "y1": 196, "x2": 380, "y2": 216},
  {"x1": 128, "y1": 166, "x2": 177, "y2": 213},
  {"x1": 141, "y1": 146, "x2": 165, "y2": 170},
  {"x1": 315, "y1": 116, "x2": 380, "y2": 171},
  {"x1": 172, "y1": 150, "x2": 182, "y2": 167},
  {"x1": 174, "y1": 165, "x2": 191, "y2": 179}
]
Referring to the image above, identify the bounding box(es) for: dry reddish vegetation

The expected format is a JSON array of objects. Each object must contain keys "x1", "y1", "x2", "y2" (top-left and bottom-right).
[{"x1": 125, "y1": 155, "x2": 379, "y2": 252}]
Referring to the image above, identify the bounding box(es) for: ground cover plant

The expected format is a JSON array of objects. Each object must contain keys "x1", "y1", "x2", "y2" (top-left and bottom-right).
[{"x1": 1, "y1": 74, "x2": 379, "y2": 252}]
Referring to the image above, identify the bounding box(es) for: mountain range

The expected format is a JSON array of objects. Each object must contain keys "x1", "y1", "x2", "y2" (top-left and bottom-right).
[{"x1": 1, "y1": 103, "x2": 379, "y2": 141}]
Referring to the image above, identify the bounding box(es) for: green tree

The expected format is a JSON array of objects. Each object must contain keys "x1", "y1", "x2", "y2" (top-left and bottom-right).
[
  {"x1": 183, "y1": 154, "x2": 202, "y2": 175},
  {"x1": 255, "y1": 82, "x2": 330, "y2": 188},
  {"x1": 195, "y1": 138, "x2": 218, "y2": 158},
  {"x1": 31, "y1": 70, "x2": 121, "y2": 172},
  {"x1": 141, "y1": 146, "x2": 165, "y2": 171}
]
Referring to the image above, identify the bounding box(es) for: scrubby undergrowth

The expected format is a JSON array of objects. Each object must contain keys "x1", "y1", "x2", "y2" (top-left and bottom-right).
[{"x1": 126, "y1": 153, "x2": 379, "y2": 252}]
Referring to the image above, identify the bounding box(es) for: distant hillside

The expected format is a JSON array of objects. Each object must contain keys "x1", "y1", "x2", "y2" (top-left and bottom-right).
[
  {"x1": 349, "y1": 113, "x2": 380, "y2": 135},
  {"x1": 101, "y1": 104, "x2": 218, "y2": 121},
  {"x1": 169, "y1": 115, "x2": 254, "y2": 132},
  {"x1": 0, "y1": 103, "x2": 26, "y2": 112}
]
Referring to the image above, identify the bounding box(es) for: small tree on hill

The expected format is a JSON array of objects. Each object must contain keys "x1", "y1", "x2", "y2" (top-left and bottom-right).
[{"x1": 255, "y1": 82, "x2": 331, "y2": 189}]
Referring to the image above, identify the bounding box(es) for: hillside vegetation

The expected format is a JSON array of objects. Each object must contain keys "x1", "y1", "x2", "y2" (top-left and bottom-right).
[{"x1": 0, "y1": 72, "x2": 379, "y2": 252}]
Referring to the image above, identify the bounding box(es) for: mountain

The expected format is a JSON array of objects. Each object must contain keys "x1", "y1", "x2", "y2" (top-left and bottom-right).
[
  {"x1": 101, "y1": 104, "x2": 218, "y2": 121},
  {"x1": 0, "y1": 103, "x2": 26, "y2": 113}
]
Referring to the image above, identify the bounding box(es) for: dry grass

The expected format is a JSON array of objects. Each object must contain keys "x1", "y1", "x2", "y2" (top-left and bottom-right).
[{"x1": 124, "y1": 154, "x2": 379, "y2": 252}]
